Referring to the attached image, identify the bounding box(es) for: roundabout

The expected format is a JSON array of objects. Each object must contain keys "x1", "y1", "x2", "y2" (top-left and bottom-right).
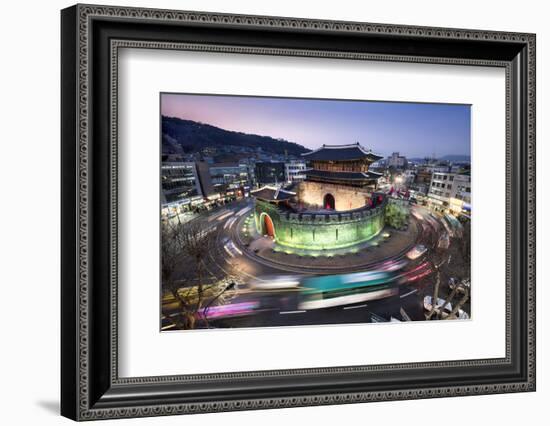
[
  {"x1": 241, "y1": 143, "x2": 416, "y2": 273},
  {"x1": 163, "y1": 198, "x2": 441, "y2": 329}
]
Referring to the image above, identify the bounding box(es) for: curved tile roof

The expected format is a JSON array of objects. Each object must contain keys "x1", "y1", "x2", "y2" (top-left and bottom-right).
[
  {"x1": 302, "y1": 143, "x2": 383, "y2": 162},
  {"x1": 250, "y1": 186, "x2": 296, "y2": 201}
]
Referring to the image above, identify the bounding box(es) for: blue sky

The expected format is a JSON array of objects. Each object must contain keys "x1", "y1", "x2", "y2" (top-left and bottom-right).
[{"x1": 161, "y1": 93, "x2": 471, "y2": 158}]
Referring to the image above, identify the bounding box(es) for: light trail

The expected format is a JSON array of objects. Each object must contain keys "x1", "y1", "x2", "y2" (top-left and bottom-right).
[
  {"x1": 216, "y1": 211, "x2": 235, "y2": 222},
  {"x1": 207, "y1": 209, "x2": 228, "y2": 222},
  {"x1": 236, "y1": 206, "x2": 252, "y2": 217},
  {"x1": 223, "y1": 245, "x2": 235, "y2": 258},
  {"x1": 223, "y1": 216, "x2": 237, "y2": 230}
]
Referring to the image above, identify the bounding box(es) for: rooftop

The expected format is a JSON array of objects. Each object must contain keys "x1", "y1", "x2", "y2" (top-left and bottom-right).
[
  {"x1": 302, "y1": 143, "x2": 383, "y2": 162},
  {"x1": 209, "y1": 162, "x2": 245, "y2": 168},
  {"x1": 251, "y1": 186, "x2": 296, "y2": 202}
]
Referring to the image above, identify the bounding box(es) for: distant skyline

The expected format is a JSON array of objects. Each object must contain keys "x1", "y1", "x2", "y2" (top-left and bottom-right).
[{"x1": 161, "y1": 93, "x2": 471, "y2": 158}]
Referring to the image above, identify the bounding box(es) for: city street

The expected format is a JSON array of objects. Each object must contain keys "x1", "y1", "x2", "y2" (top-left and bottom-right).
[{"x1": 161, "y1": 198, "x2": 452, "y2": 329}]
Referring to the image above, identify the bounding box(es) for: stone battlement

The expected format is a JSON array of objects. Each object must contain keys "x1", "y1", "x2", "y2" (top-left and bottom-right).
[
  {"x1": 295, "y1": 180, "x2": 375, "y2": 211},
  {"x1": 254, "y1": 198, "x2": 387, "y2": 250}
]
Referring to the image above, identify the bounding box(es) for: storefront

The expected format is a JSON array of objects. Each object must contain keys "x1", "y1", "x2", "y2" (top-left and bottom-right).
[
  {"x1": 449, "y1": 197, "x2": 464, "y2": 215},
  {"x1": 426, "y1": 196, "x2": 446, "y2": 212}
]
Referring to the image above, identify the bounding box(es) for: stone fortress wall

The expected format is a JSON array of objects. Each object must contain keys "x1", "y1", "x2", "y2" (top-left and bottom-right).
[
  {"x1": 254, "y1": 197, "x2": 387, "y2": 250},
  {"x1": 295, "y1": 181, "x2": 372, "y2": 211}
]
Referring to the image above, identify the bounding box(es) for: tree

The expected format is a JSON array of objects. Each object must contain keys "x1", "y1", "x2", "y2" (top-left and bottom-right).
[
  {"x1": 425, "y1": 220, "x2": 471, "y2": 320},
  {"x1": 385, "y1": 202, "x2": 409, "y2": 229},
  {"x1": 161, "y1": 219, "x2": 225, "y2": 329}
]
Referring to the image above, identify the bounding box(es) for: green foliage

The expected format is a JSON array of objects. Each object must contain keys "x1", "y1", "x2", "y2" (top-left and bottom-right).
[{"x1": 385, "y1": 202, "x2": 409, "y2": 229}]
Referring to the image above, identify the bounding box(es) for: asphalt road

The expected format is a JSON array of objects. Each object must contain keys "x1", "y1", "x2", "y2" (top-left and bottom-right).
[{"x1": 212, "y1": 290, "x2": 425, "y2": 329}]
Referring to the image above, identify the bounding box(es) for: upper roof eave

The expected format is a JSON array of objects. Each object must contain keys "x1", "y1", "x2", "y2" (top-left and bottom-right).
[{"x1": 302, "y1": 143, "x2": 383, "y2": 162}]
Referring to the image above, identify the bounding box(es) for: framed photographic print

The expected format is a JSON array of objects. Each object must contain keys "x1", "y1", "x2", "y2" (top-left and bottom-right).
[{"x1": 61, "y1": 4, "x2": 536, "y2": 421}]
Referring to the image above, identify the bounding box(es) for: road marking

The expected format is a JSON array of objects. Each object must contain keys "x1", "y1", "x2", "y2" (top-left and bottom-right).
[
  {"x1": 400, "y1": 289, "x2": 418, "y2": 299},
  {"x1": 343, "y1": 304, "x2": 368, "y2": 310},
  {"x1": 279, "y1": 310, "x2": 306, "y2": 315}
]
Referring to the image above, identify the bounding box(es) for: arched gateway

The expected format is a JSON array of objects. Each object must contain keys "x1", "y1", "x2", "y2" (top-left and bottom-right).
[
  {"x1": 323, "y1": 193, "x2": 335, "y2": 210},
  {"x1": 262, "y1": 214, "x2": 275, "y2": 238}
]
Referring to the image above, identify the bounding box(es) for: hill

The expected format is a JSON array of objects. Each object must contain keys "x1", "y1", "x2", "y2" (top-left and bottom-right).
[{"x1": 162, "y1": 116, "x2": 309, "y2": 157}]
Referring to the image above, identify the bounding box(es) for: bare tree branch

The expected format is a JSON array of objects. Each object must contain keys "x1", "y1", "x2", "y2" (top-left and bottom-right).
[{"x1": 161, "y1": 219, "x2": 222, "y2": 330}]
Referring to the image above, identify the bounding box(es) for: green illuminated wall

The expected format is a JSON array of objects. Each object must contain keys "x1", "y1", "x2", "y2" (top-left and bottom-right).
[{"x1": 254, "y1": 200, "x2": 387, "y2": 250}]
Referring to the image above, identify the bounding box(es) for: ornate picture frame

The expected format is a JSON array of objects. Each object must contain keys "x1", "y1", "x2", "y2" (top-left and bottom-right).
[{"x1": 61, "y1": 4, "x2": 535, "y2": 420}]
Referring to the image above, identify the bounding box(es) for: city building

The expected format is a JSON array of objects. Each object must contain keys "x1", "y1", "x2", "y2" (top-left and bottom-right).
[
  {"x1": 208, "y1": 162, "x2": 250, "y2": 199},
  {"x1": 161, "y1": 162, "x2": 204, "y2": 216},
  {"x1": 284, "y1": 160, "x2": 307, "y2": 183},
  {"x1": 387, "y1": 152, "x2": 408, "y2": 169},
  {"x1": 422, "y1": 162, "x2": 451, "y2": 174},
  {"x1": 252, "y1": 143, "x2": 398, "y2": 250},
  {"x1": 408, "y1": 167, "x2": 433, "y2": 195},
  {"x1": 453, "y1": 174, "x2": 471, "y2": 204},
  {"x1": 403, "y1": 169, "x2": 417, "y2": 185},
  {"x1": 236, "y1": 159, "x2": 257, "y2": 191},
  {"x1": 415, "y1": 168, "x2": 433, "y2": 184},
  {"x1": 428, "y1": 171, "x2": 471, "y2": 213},
  {"x1": 195, "y1": 161, "x2": 215, "y2": 197},
  {"x1": 255, "y1": 161, "x2": 286, "y2": 186}
]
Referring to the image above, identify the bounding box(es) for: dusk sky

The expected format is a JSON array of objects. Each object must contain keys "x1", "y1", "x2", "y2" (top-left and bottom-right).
[{"x1": 161, "y1": 93, "x2": 471, "y2": 158}]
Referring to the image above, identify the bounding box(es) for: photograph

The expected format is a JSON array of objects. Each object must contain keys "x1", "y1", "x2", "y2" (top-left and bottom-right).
[
  {"x1": 160, "y1": 93, "x2": 472, "y2": 331},
  {"x1": 54, "y1": 2, "x2": 536, "y2": 421}
]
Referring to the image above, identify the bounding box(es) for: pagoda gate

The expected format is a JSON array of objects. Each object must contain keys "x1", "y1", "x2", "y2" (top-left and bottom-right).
[{"x1": 251, "y1": 143, "x2": 387, "y2": 250}]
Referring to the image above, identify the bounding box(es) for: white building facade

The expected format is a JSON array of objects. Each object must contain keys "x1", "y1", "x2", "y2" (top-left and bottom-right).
[
  {"x1": 428, "y1": 171, "x2": 471, "y2": 213},
  {"x1": 284, "y1": 160, "x2": 307, "y2": 183},
  {"x1": 387, "y1": 152, "x2": 408, "y2": 168}
]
